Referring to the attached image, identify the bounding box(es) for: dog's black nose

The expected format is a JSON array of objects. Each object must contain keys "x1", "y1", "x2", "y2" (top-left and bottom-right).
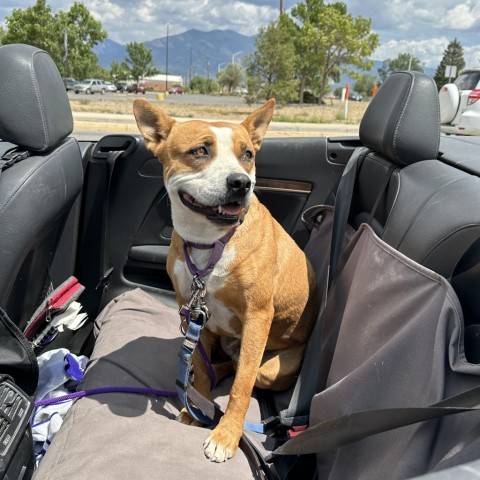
[{"x1": 227, "y1": 173, "x2": 251, "y2": 194}]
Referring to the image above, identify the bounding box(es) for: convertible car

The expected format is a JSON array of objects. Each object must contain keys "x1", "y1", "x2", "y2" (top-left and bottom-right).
[{"x1": 1, "y1": 43, "x2": 480, "y2": 480}]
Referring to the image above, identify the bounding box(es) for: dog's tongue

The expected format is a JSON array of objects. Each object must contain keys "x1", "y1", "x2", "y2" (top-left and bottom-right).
[{"x1": 219, "y1": 203, "x2": 242, "y2": 215}]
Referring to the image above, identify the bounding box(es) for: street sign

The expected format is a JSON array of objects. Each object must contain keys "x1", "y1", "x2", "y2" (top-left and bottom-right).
[{"x1": 445, "y1": 65, "x2": 457, "y2": 82}]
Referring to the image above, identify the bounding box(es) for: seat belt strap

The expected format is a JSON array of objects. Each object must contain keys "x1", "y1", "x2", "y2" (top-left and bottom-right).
[
  {"x1": 283, "y1": 147, "x2": 370, "y2": 422},
  {"x1": 328, "y1": 146, "x2": 370, "y2": 287},
  {"x1": 274, "y1": 385, "x2": 480, "y2": 456},
  {"x1": 0, "y1": 148, "x2": 30, "y2": 176}
]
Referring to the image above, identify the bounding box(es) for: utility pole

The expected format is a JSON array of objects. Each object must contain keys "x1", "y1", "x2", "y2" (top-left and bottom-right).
[
  {"x1": 165, "y1": 23, "x2": 170, "y2": 91},
  {"x1": 189, "y1": 46, "x2": 192, "y2": 86},
  {"x1": 206, "y1": 56, "x2": 210, "y2": 83},
  {"x1": 280, "y1": 0, "x2": 283, "y2": 16}
]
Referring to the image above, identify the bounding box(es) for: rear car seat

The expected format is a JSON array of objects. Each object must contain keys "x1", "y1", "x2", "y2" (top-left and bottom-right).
[
  {"x1": 0, "y1": 44, "x2": 83, "y2": 330},
  {"x1": 34, "y1": 72, "x2": 480, "y2": 479},
  {"x1": 352, "y1": 72, "x2": 480, "y2": 335}
]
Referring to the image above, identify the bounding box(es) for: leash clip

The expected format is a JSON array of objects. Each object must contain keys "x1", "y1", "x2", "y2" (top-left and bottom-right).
[
  {"x1": 190, "y1": 307, "x2": 209, "y2": 327},
  {"x1": 179, "y1": 277, "x2": 210, "y2": 334}
]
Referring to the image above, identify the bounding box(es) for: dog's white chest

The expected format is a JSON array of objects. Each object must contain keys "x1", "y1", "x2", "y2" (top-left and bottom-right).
[{"x1": 173, "y1": 245, "x2": 238, "y2": 337}]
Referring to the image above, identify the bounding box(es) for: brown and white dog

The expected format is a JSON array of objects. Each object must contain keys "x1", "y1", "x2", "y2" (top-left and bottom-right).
[{"x1": 133, "y1": 98, "x2": 317, "y2": 462}]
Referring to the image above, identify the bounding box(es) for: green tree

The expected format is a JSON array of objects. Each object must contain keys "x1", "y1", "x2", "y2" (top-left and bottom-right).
[
  {"x1": 291, "y1": 0, "x2": 379, "y2": 103},
  {"x1": 1, "y1": 0, "x2": 59, "y2": 56},
  {"x1": 354, "y1": 73, "x2": 378, "y2": 98},
  {"x1": 56, "y1": 3, "x2": 107, "y2": 79},
  {"x1": 334, "y1": 86, "x2": 344, "y2": 98},
  {"x1": 189, "y1": 75, "x2": 218, "y2": 94},
  {"x1": 124, "y1": 42, "x2": 159, "y2": 83},
  {"x1": 1, "y1": 0, "x2": 106, "y2": 79},
  {"x1": 244, "y1": 16, "x2": 298, "y2": 104},
  {"x1": 434, "y1": 39, "x2": 465, "y2": 88},
  {"x1": 110, "y1": 60, "x2": 130, "y2": 81},
  {"x1": 217, "y1": 63, "x2": 245, "y2": 93},
  {"x1": 378, "y1": 53, "x2": 424, "y2": 81}
]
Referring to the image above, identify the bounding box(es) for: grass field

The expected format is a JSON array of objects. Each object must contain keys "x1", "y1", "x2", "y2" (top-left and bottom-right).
[{"x1": 70, "y1": 97, "x2": 369, "y2": 125}]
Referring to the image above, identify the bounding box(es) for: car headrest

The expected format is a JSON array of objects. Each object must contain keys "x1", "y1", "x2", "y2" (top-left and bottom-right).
[
  {"x1": 359, "y1": 71, "x2": 440, "y2": 166},
  {"x1": 0, "y1": 44, "x2": 73, "y2": 152}
]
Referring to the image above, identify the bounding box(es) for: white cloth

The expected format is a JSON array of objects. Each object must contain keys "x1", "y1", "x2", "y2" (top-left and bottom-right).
[{"x1": 32, "y1": 349, "x2": 88, "y2": 464}]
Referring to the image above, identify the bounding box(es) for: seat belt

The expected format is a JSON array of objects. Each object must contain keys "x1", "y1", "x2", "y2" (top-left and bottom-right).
[
  {"x1": 0, "y1": 148, "x2": 30, "y2": 176},
  {"x1": 282, "y1": 146, "x2": 370, "y2": 424},
  {"x1": 78, "y1": 150, "x2": 124, "y2": 319},
  {"x1": 274, "y1": 385, "x2": 480, "y2": 456}
]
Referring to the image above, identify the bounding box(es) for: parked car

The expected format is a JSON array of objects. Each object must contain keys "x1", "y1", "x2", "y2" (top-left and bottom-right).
[
  {"x1": 103, "y1": 81, "x2": 117, "y2": 92},
  {"x1": 73, "y1": 79, "x2": 106, "y2": 95},
  {"x1": 439, "y1": 68, "x2": 480, "y2": 135},
  {"x1": 114, "y1": 81, "x2": 128, "y2": 92},
  {"x1": 63, "y1": 77, "x2": 76, "y2": 91},
  {"x1": 4, "y1": 44, "x2": 480, "y2": 480},
  {"x1": 349, "y1": 93, "x2": 363, "y2": 101},
  {"x1": 126, "y1": 83, "x2": 146, "y2": 94},
  {"x1": 168, "y1": 86, "x2": 185, "y2": 95},
  {"x1": 233, "y1": 86, "x2": 247, "y2": 95}
]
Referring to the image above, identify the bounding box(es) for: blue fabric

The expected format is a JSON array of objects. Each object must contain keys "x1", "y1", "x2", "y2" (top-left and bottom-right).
[{"x1": 176, "y1": 320, "x2": 215, "y2": 425}]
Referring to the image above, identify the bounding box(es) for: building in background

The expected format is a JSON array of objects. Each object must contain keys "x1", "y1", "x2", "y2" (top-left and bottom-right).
[{"x1": 143, "y1": 74, "x2": 183, "y2": 91}]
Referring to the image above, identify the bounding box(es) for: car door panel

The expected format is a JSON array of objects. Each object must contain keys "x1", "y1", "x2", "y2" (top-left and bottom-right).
[{"x1": 76, "y1": 134, "x2": 358, "y2": 311}]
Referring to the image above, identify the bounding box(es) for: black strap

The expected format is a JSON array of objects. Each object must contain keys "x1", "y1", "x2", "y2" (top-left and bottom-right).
[
  {"x1": 80, "y1": 150, "x2": 124, "y2": 319},
  {"x1": 274, "y1": 385, "x2": 480, "y2": 456},
  {"x1": 282, "y1": 147, "x2": 370, "y2": 422},
  {"x1": 240, "y1": 434, "x2": 278, "y2": 480},
  {"x1": 365, "y1": 163, "x2": 396, "y2": 227},
  {"x1": 328, "y1": 147, "x2": 369, "y2": 287},
  {"x1": 0, "y1": 148, "x2": 30, "y2": 176},
  {"x1": 96, "y1": 150, "x2": 123, "y2": 293}
]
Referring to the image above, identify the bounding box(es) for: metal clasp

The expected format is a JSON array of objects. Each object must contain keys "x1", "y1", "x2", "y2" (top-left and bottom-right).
[{"x1": 179, "y1": 276, "x2": 210, "y2": 334}]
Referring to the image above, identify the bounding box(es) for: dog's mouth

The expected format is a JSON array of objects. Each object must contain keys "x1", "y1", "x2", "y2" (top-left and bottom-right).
[{"x1": 179, "y1": 192, "x2": 245, "y2": 225}]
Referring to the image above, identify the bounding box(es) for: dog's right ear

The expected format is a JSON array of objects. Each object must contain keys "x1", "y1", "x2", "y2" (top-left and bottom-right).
[{"x1": 133, "y1": 99, "x2": 176, "y2": 153}]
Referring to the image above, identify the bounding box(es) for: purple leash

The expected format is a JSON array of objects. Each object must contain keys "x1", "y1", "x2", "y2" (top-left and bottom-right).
[
  {"x1": 35, "y1": 233, "x2": 236, "y2": 412},
  {"x1": 35, "y1": 386, "x2": 177, "y2": 407},
  {"x1": 181, "y1": 228, "x2": 237, "y2": 390}
]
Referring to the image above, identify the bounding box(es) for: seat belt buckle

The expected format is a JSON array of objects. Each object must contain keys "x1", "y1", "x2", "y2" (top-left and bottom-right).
[
  {"x1": 288, "y1": 424, "x2": 308, "y2": 438},
  {"x1": 96, "y1": 267, "x2": 114, "y2": 290}
]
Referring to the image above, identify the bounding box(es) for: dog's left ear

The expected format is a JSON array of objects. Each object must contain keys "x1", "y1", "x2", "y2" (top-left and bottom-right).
[
  {"x1": 133, "y1": 99, "x2": 176, "y2": 151},
  {"x1": 242, "y1": 98, "x2": 275, "y2": 151}
]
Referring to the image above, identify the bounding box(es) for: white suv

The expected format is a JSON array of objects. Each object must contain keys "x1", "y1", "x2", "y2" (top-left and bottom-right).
[{"x1": 439, "y1": 69, "x2": 480, "y2": 136}]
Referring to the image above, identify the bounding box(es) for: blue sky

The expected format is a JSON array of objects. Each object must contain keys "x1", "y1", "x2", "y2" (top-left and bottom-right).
[{"x1": 1, "y1": 0, "x2": 480, "y2": 68}]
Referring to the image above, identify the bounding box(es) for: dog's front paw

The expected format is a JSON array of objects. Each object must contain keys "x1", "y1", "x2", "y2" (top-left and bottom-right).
[
  {"x1": 176, "y1": 408, "x2": 203, "y2": 427},
  {"x1": 203, "y1": 425, "x2": 241, "y2": 462}
]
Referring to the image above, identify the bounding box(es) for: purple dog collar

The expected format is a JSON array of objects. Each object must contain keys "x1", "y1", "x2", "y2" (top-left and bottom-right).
[{"x1": 183, "y1": 229, "x2": 235, "y2": 278}]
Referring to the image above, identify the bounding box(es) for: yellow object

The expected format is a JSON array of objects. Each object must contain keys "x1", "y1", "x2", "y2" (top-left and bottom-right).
[{"x1": 156, "y1": 93, "x2": 164, "y2": 101}]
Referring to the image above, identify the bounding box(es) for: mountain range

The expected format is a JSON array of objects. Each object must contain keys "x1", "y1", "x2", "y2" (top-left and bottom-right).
[
  {"x1": 93, "y1": 29, "x2": 435, "y2": 87},
  {"x1": 94, "y1": 29, "x2": 256, "y2": 81}
]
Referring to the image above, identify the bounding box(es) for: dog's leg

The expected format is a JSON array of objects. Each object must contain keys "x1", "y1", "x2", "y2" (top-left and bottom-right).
[
  {"x1": 177, "y1": 329, "x2": 215, "y2": 427},
  {"x1": 256, "y1": 344, "x2": 305, "y2": 391},
  {"x1": 203, "y1": 306, "x2": 273, "y2": 462}
]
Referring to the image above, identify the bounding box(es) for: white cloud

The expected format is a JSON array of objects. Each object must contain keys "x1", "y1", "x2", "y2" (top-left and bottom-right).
[
  {"x1": 1, "y1": 0, "x2": 480, "y2": 69},
  {"x1": 463, "y1": 44, "x2": 480, "y2": 69},
  {"x1": 440, "y1": 2, "x2": 479, "y2": 29},
  {"x1": 373, "y1": 37, "x2": 450, "y2": 67},
  {"x1": 82, "y1": 0, "x2": 125, "y2": 22}
]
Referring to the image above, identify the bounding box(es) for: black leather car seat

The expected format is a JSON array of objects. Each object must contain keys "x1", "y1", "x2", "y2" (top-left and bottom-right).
[
  {"x1": 0, "y1": 44, "x2": 83, "y2": 330},
  {"x1": 353, "y1": 71, "x2": 480, "y2": 329}
]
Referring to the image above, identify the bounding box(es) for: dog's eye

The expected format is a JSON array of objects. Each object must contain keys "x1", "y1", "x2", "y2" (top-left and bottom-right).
[
  {"x1": 242, "y1": 150, "x2": 254, "y2": 162},
  {"x1": 191, "y1": 146, "x2": 208, "y2": 158}
]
